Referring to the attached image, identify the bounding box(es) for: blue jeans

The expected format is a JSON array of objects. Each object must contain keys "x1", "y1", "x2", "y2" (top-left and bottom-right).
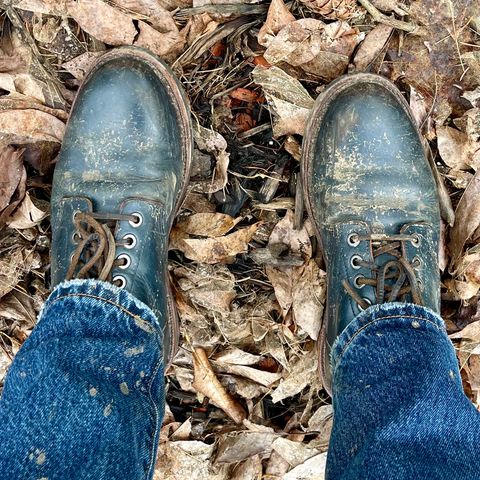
[{"x1": 0, "y1": 280, "x2": 479, "y2": 479}]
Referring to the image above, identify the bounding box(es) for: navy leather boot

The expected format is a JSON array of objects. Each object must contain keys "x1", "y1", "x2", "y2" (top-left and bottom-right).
[
  {"x1": 301, "y1": 74, "x2": 440, "y2": 394},
  {"x1": 50, "y1": 47, "x2": 193, "y2": 365}
]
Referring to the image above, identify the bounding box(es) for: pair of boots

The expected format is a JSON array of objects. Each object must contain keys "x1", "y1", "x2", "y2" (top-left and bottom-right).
[{"x1": 51, "y1": 47, "x2": 440, "y2": 394}]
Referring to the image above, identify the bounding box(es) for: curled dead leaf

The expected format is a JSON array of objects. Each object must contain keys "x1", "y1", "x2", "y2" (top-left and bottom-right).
[
  {"x1": 170, "y1": 223, "x2": 260, "y2": 264},
  {"x1": 258, "y1": 0, "x2": 295, "y2": 47},
  {"x1": 192, "y1": 347, "x2": 247, "y2": 424},
  {"x1": 264, "y1": 19, "x2": 363, "y2": 82},
  {"x1": 252, "y1": 66, "x2": 314, "y2": 136},
  {"x1": 299, "y1": 0, "x2": 362, "y2": 20}
]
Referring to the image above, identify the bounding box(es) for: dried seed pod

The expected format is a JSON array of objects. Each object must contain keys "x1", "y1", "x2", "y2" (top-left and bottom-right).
[{"x1": 300, "y1": 0, "x2": 361, "y2": 20}]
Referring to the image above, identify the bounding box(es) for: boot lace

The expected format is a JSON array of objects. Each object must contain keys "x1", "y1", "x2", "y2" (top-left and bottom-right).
[
  {"x1": 342, "y1": 232, "x2": 424, "y2": 310},
  {"x1": 66, "y1": 211, "x2": 140, "y2": 282}
]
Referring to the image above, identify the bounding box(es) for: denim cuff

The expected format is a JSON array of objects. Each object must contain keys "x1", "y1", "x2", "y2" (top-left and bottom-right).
[
  {"x1": 42, "y1": 279, "x2": 161, "y2": 332},
  {"x1": 331, "y1": 302, "x2": 445, "y2": 375}
]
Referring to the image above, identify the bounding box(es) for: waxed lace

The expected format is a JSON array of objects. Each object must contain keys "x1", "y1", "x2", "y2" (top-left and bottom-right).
[
  {"x1": 66, "y1": 211, "x2": 135, "y2": 281},
  {"x1": 342, "y1": 232, "x2": 424, "y2": 309}
]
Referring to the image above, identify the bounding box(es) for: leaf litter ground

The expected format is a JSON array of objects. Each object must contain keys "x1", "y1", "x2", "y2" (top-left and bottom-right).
[{"x1": 0, "y1": 0, "x2": 480, "y2": 478}]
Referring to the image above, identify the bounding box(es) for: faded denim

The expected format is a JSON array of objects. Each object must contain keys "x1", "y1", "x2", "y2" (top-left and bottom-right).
[
  {"x1": 327, "y1": 302, "x2": 480, "y2": 480},
  {"x1": 2, "y1": 284, "x2": 480, "y2": 480},
  {"x1": 0, "y1": 279, "x2": 164, "y2": 480}
]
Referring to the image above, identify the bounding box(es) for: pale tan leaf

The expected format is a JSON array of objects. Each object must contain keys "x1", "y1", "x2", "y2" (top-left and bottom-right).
[
  {"x1": 0, "y1": 108, "x2": 65, "y2": 144},
  {"x1": 134, "y1": 20, "x2": 185, "y2": 61},
  {"x1": 7, "y1": 192, "x2": 46, "y2": 229},
  {"x1": 450, "y1": 320, "x2": 480, "y2": 342},
  {"x1": 271, "y1": 437, "x2": 320, "y2": 468},
  {"x1": 252, "y1": 66, "x2": 314, "y2": 137},
  {"x1": 264, "y1": 19, "x2": 363, "y2": 82},
  {"x1": 171, "y1": 223, "x2": 260, "y2": 264},
  {"x1": 62, "y1": 52, "x2": 104, "y2": 81},
  {"x1": 258, "y1": 0, "x2": 295, "y2": 47},
  {"x1": 192, "y1": 347, "x2": 247, "y2": 424},
  {"x1": 299, "y1": 0, "x2": 362, "y2": 20},
  {"x1": 193, "y1": 125, "x2": 230, "y2": 193},
  {"x1": 271, "y1": 349, "x2": 318, "y2": 403},
  {"x1": 437, "y1": 125, "x2": 478, "y2": 170},
  {"x1": 282, "y1": 452, "x2": 327, "y2": 480},
  {"x1": 353, "y1": 24, "x2": 393, "y2": 71},
  {"x1": 0, "y1": 146, "x2": 25, "y2": 213},
  {"x1": 176, "y1": 213, "x2": 241, "y2": 237},
  {"x1": 66, "y1": 0, "x2": 137, "y2": 46},
  {"x1": 450, "y1": 170, "x2": 480, "y2": 269}
]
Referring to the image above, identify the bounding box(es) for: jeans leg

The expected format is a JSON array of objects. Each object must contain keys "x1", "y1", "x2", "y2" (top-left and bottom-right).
[
  {"x1": 327, "y1": 302, "x2": 480, "y2": 480},
  {"x1": 0, "y1": 279, "x2": 165, "y2": 480}
]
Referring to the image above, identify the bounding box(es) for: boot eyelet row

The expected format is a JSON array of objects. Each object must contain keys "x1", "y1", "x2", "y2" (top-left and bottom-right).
[
  {"x1": 129, "y1": 213, "x2": 143, "y2": 228},
  {"x1": 350, "y1": 255, "x2": 363, "y2": 269},
  {"x1": 347, "y1": 232, "x2": 360, "y2": 247},
  {"x1": 113, "y1": 275, "x2": 127, "y2": 288},
  {"x1": 410, "y1": 234, "x2": 421, "y2": 248},
  {"x1": 412, "y1": 256, "x2": 423, "y2": 269},
  {"x1": 354, "y1": 274, "x2": 365, "y2": 289},
  {"x1": 71, "y1": 232, "x2": 81, "y2": 244},
  {"x1": 123, "y1": 234, "x2": 137, "y2": 249},
  {"x1": 117, "y1": 253, "x2": 131, "y2": 269},
  {"x1": 358, "y1": 297, "x2": 372, "y2": 311}
]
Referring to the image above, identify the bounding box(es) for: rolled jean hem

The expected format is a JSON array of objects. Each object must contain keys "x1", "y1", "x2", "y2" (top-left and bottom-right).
[
  {"x1": 331, "y1": 302, "x2": 445, "y2": 374},
  {"x1": 42, "y1": 279, "x2": 161, "y2": 332}
]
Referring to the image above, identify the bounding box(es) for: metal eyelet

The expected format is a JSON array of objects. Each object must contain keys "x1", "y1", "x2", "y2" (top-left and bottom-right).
[
  {"x1": 123, "y1": 234, "x2": 137, "y2": 250},
  {"x1": 71, "y1": 232, "x2": 81, "y2": 243},
  {"x1": 417, "y1": 278, "x2": 424, "y2": 290},
  {"x1": 117, "y1": 253, "x2": 131, "y2": 269},
  {"x1": 72, "y1": 210, "x2": 81, "y2": 221},
  {"x1": 359, "y1": 298, "x2": 372, "y2": 311},
  {"x1": 412, "y1": 256, "x2": 423, "y2": 269},
  {"x1": 113, "y1": 275, "x2": 127, "y2": 288},
  {"x1": 350, "y1": 255, "x2": 363, "y2": 270},
  {"x1": 347, "y1": 232, "x2": 360, "y2": 247},
  {"x1": 410, "y1": 234, "x2": 421, "y2": 248},
  {"x1": 129, "y1": 213, "x2": 143, "y2": 228},
  {"x1": 354, "y1": 274, "x2": 365, "y2": 289}
]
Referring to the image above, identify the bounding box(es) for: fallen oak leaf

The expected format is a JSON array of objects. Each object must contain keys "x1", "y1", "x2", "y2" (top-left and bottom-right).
[
  {"x1": 449, "y1": 170, "x2": 480, "y2": 271},
  {"x1": 258, "y1": 0, "x2": 295, "y2": 47},
  {"x1": 264, "y1": 19, "x2": 363, "y2": 82},
  {"x1": 0, "y1": 146, "x2": 25, "y2": 214},
  {"x1": 299, "y1": 0, "x2": 363, "y2": 20},
  {"x1": 192, "y1": 347, "x2": 247, "y2": 424},
  {"x1": 170, "y1": 223, "x2": 260, "y2": 264},
  {"x1": 7, "y1": 191, "x2": 46, "y2": 230},
  {"x1": 175, "y1": 212, "x2": 242, "y2": 237},
  {"x1": 353, "y1": 24, "x2": 393, "y2": 71}
]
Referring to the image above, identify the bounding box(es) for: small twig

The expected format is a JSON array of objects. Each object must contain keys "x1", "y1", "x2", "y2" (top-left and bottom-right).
[{"x1": 358, "y1": 0, "x2": 427, "y2": 35}]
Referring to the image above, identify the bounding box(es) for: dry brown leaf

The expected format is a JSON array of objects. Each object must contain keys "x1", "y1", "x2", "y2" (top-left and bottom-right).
[
  {"x1": 230, "y1": 455, "x2": 262, "y2": 480},
  {"x1": 62, "y1": 52, "x2": 104, "y2": 81},
  {"x1": 353, "y1": 24, "x2": 393, "y2": 71},
  {"x1": 135, "y1": 20, "x2": 185, "y2": 62},
  {"x1": 449, "y1": 171, "x2": 480, "y2": 270},
  {"x1": 271, "y1": 348, "x2": 319, "y2": 403},
  {"x1": 193, "y1": 125, "x2": 230, "y2": 193},
  {"x1": 300, "y1": 0, "x2": 362, "y2": 19},
  {"x1": 271, "y1": 437, "x2": 320, "y2": 468},
  {"x1": 154, "y1": 441, "x2": 230, "y2": 480},
  {"x1": 389, "y1": 0, "x2": 478, "y2": 123},
  {"x1": 282, "y1": 452, "x2": 327, "y2": 480},
  {"x1": 176, "y1": 213, "x2": 241, "y2": 237},
  {"x1": 215, "y1": 432, "x2": 277, "y2": 464},
  {"x1": 0, "y1": 108, "x2": 65, "y2": 144},
  {"x1": 450, "y1": 320, "x2": 480, "y2": 343},
  {"x1": 67, "y1": 0, "x2": 137, "y2": 45},
  {"x1": 192, "y1": 347, "x2": 247, "y2": 424},
  {"x1": 258, "y1": 0, "x2": 295, "y2": 47},
  {"x1": 171, "y1": 223, "x2": 259, "y2": 264},
  {"x1": 174, "y1": 264, "x2": 236, "y2": 314},
  {"x1": 264, "y1": 19, "x2": 363, "y2": 82},
  {"x1": 437, "y1": 125, "x2": 480, "y2": 171},
  {"x1": 0, "y1": 146, "x2": 25, "y2": 213},
  {"x1": 7, "y1": 192, "x2": 46, "y2": 229},
  {"x1": 252, "y1": 66, "x2": 314, "y2": 137}
]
